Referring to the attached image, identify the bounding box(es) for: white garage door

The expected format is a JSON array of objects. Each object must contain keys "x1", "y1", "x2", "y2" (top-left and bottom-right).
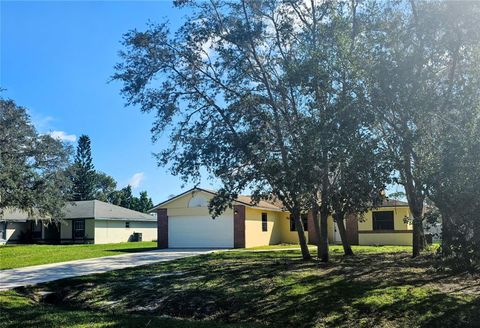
[{"x1": 168, "y1": 215, "x2": 234, "y2": 248}]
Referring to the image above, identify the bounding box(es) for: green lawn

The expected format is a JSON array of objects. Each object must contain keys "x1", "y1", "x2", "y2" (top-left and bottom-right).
[
  {"x1": 0, "y1": 242, "x2": 157, "y2": 270},
  {"x1": 245, "y1": 244, "x2": 415, "y2": 253},
  {"x1": 1, "y1": 246, "x2": 478, "y2": 328}
]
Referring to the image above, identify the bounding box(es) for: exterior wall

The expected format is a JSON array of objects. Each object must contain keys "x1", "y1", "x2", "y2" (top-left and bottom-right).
[
  {"x1": 277, "y1": 212, "x2": 312, "y2": 244},
  {"x1": 284, "y1": 213, "x2": 335, "y2": 245},
  {"x1": 60, "y1": 220, "x2": 72, "y2": 240},
  {"x1": 5, "y1": 222, "x2": 30, "y2": 242},
  {"x1": 244, "y1": 208, "x2": 282, "y2": 248},
  {"x1": 162, "y1": 190, "x2": 234, "y2": 217},
  {"x1": 94, "y1": 220, "x2": 157, "y2": 244},
  {"x1": 359, "y1": 233, "x2": 413, "y2": 246},
  {"x1": 164, "y1": 190, "x2": 214, "y2": 211},
  {"x1": 358, "y1": 207, "x2": 413, "y2": 246},
  {"x1": 60, "y1": 219, "x2": 95, "y2": 242}
]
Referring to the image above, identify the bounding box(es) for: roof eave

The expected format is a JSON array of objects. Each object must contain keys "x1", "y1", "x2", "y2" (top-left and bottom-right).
[{"x1": 148, "y1": 187, "x2": 284, "y2": 213}]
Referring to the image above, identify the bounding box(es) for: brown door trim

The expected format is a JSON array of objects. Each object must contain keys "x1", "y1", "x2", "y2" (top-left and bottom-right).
[{"x1": 233, "y1": 205, "x2": 246, "y2": 248}]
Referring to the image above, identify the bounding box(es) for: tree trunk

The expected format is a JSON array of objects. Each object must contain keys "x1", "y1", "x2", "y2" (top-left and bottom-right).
[
  {"x1": 335, "y1": 213, "x2": 354, "y2": 256},
  {"x1": 312, "y1": 203, "x2": 322, "y2": 259},
  {"x1": 412, "y1": 215, "x2": 422, "y2": 257},
  {"x1": 411, "y1": 208, "x2": 425, "y2": 257},
  {"x1": 293, "y1": 211, "x2": 311, "y2": 260},
  {"x1": 401, "y1": 144, "x2": 426, "y2": 257},
  {"x1": 319, "y1": 205, "x2": 329, "y2": 262},
  {"x1": 439, "y1": 206, "x2": 453, "y2": 257}
]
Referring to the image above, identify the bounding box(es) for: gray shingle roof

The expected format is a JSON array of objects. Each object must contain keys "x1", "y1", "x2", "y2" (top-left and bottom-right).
[{"x1": 65, "y1": 200, "x2": 156, "y2": 221}]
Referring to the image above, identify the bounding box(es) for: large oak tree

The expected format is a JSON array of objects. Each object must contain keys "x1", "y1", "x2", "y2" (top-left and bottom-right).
[
  {"x1": 114, "y1": 0, "x2": 394, "y2": 260},
  {"x1": 0, "y1": 98, "x2": 72, "y2": 220},
  {"x1": 360, "y1": 0, "x2": 480, "y2": 257}
]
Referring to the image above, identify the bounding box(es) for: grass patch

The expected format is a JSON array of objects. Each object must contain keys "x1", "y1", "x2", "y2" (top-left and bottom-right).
[
  {"x1": 0, "y1": 242, "x2": 157, "y2": 269},
  {"x1": 2, "y1": 247, "x2": 478, "y2": 327},
  {"x1": 246, "y1": 244, "x2": 413, "y2": 253},
  {"x1": 0, "y1": 290, "x2": 257, "y2": 328}
]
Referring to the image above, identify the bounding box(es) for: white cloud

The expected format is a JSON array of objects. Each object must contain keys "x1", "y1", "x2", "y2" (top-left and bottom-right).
[
  {"x1": 127, "y1": 172, "x2": 145, "y2": 189},
  {"x1": 28, "y1": 110, "x2": 54, "y2": 131},
  {"x1": 201, "y1": 38, "x2": 214, "y2": 60},
  {"x1": 49, "y1": 130, "x2": 77, "y2": 142}
]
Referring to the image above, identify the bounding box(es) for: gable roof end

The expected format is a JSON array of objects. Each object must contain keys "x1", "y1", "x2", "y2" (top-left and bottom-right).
[{"x1": 148, "y1": 187, "x2": 284, "y2": 213}]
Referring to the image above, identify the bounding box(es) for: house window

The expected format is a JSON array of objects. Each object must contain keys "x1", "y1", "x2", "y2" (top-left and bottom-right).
[
  {"x1": 261, "y1": 213, "x2": 268, "y2": 231},
  {"x1": 290, "y1": 215, "x2": 295, "y2": 231},
  {"x1": 373, "y1": 211, "x2": 394, "y2": 230},
  {"x1": 73, "y1": 219, "x2": 85, "y2": 239},
  {"x1": 125, "y1": 221, "x2": 130, "y2": 228},
  {"x1": 290, "y1": 214, "x2": 309, "y2": 231}
]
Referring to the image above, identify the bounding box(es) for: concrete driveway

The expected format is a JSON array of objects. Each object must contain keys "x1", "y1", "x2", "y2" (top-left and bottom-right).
[{"x1": 0, "y1": 249, "x2": 216, "y2": 291}]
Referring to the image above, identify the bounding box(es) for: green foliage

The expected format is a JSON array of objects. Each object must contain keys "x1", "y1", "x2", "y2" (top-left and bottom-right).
[
  {"x1": 110, "y1": 185, "x2": 134, "y2": 208},
  {"x1": 359, "y1": 0, "x2": 480, "y2": 257},
  {"x1": 426, "y1": 105, "x2": 480, "y2": 270},
  {"x1": 330, "y1": 134, "x2": 392, "y2": 222},
  {"x1": 113, "y1": 0, "x2": 395, "y2": 260},
  {"x1": 114, "y1": 0, "x2": 480, "y2": 265},
  {"x1": 66, "y1": 137, "x2": 154, "y2": 212},
  {"x1": 388, "y1": 192, "x2": 406, "y2": 201},
  {"x1": 108, "y1": 186, "x2": 154, "y2": 213},
  {"x1": 0, "y1": 98, "x2": 72, "y2": 220},
  {"x1": 70, "y1": 135, "x2": 96, "y2": 201},
  {"x1": 93, "y1": 171, "x2": 117, "y2": 202},
  {"x1": 135, "y1": 191, "x2": 154, "y2": 213}
]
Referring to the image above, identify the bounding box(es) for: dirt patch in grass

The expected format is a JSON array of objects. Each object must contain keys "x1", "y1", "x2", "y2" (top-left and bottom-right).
[{"x1": 8, "y1": 250, "x2": 480, "y2": 328}]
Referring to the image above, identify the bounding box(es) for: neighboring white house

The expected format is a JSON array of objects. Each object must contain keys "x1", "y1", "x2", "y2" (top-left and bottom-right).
[{"x1": 0, "y1": 200, "x2": 157, "y2": 244}]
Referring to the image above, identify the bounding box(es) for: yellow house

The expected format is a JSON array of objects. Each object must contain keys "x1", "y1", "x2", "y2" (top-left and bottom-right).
[{"x1": 150, "y1": 188, "x2": 413, "y2": 248}]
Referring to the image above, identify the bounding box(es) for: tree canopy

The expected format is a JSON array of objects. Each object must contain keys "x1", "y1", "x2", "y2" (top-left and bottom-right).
[
  {"x1": 114, "y1": 0, "x2": 480, "y2": 265},
  {"x1": 360, "y1": 0, "x2": 480, "y2": 257},
  {"x1": 70, "y1": 135, "x2": 96, "y2": 201},
  {"x1": 114, "y1": 0, "x2": 393, "y2": 260},
  {"x1": 0, "y1": 98, "x2": 72, "y2": 220}
]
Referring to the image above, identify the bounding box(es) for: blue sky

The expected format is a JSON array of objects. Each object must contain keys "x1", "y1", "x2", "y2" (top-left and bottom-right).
[{"x1": 1, "y1": 1, "x2": 217, "y2": 204}]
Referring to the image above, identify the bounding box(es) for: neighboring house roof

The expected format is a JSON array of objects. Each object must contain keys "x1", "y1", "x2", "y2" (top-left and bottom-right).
[
  {"x1": 0, "y1": 200, "x2": 155, "y2": 222},
  {"x1": 64, "y1": 200, "x2": 156, "y2": 221},
  {"x1": 149, "y1": 187, "x2": 284, "y2": 212},
  {"x1": 0, "y1": 208, "x2": 38, "y2": 222}
]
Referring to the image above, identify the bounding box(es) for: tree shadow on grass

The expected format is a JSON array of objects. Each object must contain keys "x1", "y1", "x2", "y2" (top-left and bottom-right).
[
  {"x1": 15, "y1": 251, "x2": 480, "y2": 328},
  {"x1": 0, "y1": 291, "x2": 260, "y2": 328}
]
